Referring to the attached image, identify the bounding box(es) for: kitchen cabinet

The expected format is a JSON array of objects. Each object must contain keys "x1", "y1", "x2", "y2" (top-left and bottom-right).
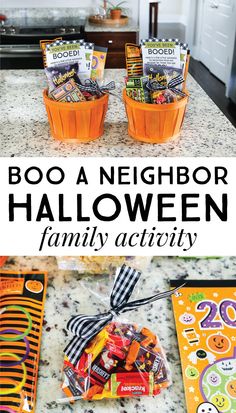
[{"x1": 85, "y1": 31, "x2": 138, "y2": 68}]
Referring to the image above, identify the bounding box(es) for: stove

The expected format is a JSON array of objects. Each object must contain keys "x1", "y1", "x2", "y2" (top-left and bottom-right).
[{"x1": 0, "y1": 16, "x2": 85, "y2": 69}]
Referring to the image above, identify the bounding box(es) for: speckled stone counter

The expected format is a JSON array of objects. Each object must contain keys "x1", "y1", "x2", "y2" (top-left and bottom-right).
[
  {"x1": 2, "y1": 256, "x2": 236, "y2": 413},
  {"x1": 85, "y1": 19, "x2": 139, "y2": 32},
  {"x1": 1, "y1": 69, "x2": 236, "y2": 157}
]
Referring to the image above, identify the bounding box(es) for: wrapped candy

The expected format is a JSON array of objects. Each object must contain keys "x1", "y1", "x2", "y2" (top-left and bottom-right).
[
  {"x1": 60, "y1": 265, "x2": 182, "y2": 403},
  {"x1": 146, "y1": 76, "x2": 186, "y2": 104},
  {"x1": 62, "y1": 321, "x2": 171, "y2": 400}
]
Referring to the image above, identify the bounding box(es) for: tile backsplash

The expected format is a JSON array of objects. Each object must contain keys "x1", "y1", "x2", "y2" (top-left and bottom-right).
[
  {"x1": 1, "y1": 2, "x2": 138, "y2": 24},
  {"x1": 1, "y1": 0, "x2": 98, "y2": 6},
  {"x1": 1, "y1": 7, "x2": 91, "y2": 19}
]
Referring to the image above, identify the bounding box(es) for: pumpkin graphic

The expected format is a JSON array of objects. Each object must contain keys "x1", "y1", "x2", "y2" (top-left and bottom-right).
[
  {"x1": 226, "y1": 378, "x2": 236, "y2": 399},
  {"x1": 25, "y1": 280, "x2": 43, "y2": 294},
  {"x1": 207, "y1": 333, "x2": 231, "y2": 354}
]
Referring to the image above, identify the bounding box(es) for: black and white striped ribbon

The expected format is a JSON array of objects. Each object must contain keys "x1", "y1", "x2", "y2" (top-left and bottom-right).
[
  {"x1": 78, "y1": 79, "x2": 116, "y2": 97},
  {"x1": 64, "y1": 264, "x2": 182, "y2": 366},
  {"x1": 146, "y1": 75, "x2": 186, "y2": 97}
]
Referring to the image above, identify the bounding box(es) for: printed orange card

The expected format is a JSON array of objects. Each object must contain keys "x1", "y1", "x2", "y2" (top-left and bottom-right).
[
  {"x1": 171, "y1": 280, "x2": 236, "y2": 413},
  {"x1": 0, "y1": 271, "x2": 47, "y2": 413}
]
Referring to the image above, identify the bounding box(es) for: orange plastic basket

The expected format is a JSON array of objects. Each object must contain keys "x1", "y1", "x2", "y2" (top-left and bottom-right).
[
  {"x1": 123, "y1": 89, "x2": 189, "y2": 143},
  {"x1": 43, "y1": 90, "x2": 109, "y2": 143}
]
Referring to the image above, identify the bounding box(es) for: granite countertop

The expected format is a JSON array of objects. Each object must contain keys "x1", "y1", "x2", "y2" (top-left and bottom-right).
[
  {"x1": 85, "y1": 19, "x2": 139, "y2": 32},
  {"x1": 1, "y1": 69, "x2": 236, "y2": 157},
  {"x1": 2, "y1": 256, "x2": 236, "y2": 413}
]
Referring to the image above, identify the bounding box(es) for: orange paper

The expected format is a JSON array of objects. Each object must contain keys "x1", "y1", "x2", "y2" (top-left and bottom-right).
[
  {"x1": 0, "y1": 271, "x2": 47, "y2": 413},
  {"x1": 171, "y1": 280, "x2": 236, "y2": 413}
]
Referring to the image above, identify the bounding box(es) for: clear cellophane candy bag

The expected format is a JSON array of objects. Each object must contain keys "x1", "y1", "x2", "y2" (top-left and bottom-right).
[
  {"x1": 61, "y1": 319, "x2": 172, "y2": 402},
  {"x1": 58, "y1": 264, "x2": 173, "y2": 404}
]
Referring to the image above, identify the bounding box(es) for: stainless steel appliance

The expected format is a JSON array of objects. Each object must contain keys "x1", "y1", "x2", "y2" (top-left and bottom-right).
[{"x1": 0, "y1": 16, "x2": 85, "y2": 69}]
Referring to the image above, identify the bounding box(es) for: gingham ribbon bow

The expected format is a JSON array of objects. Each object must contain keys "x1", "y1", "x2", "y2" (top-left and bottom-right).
[
  {"x1": 146, "y1": 75, "x2": 186, "y2": 97},
  {"x1": 64, "y1": 264, "x2": 182, "y2": 366},
  {"x1": 78, "y1": 79, "x2": 116, "y2": 97}
]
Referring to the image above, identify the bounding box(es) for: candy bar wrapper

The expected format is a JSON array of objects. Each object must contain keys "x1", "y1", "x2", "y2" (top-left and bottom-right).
[
  {"x1": 44, "y1": 62, "x2": 80, "y2": 92},
  {"x1": 171, "y1": 280, "x2": 236, "y2": 413},
  {"x1": 141, "y1": 39, "x2": 181, "y2": 76},
  {"x1": 50, "y1": 78, "x2": 86, "y2": 102},
  {"x1": 126, "y1": 76, "x2": 151, "y2": 103},
  {"x1": 125, "y1": 43, "x2": 143, "y2": 78},
  {"x1": 151, "y1": 89, "x2": 179, "y2": 104},
  {"x1": 0, "y1": 271, "x2": 47, "y2": 413},
  {"x1": 91, "y1": 46, "x2": 107, "y2": 81},
  {"x1": 40, "y1": 37, "x2": 62, "y2": 68},
  {"x1": 60, "y1": 320, "x2": 171, "y2": 401}
]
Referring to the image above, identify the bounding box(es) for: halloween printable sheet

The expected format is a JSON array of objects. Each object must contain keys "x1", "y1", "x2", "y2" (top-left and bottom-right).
[{"x1": 171, "y1": 280, "x2": 236, "y2": 413}]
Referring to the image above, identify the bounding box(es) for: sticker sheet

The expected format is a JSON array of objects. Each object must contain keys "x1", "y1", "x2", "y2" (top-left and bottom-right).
[{"x1": 171, "y1": 280, "x2": 236, "y2": 413}]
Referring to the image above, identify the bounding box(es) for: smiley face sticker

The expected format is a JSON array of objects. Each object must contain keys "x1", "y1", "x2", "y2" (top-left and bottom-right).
[
  {"x1": 179, "y1": 312, "x2": 196, "y2": 325},
  {"x1": 217, "y1": 359, "x2": 236, "y2": 376},
  {"x1": 207, "y1": 372, "x2": 221, "y2": 387},
  {"x1": 207, "y1": 333, "x2": 231, "y2": 354},
  {"x1": 185, "y1": 365, "x2": 200, "y2": 380},
  {"x1": 210, "y1": 392, "x2": 231, "y2": 412}
]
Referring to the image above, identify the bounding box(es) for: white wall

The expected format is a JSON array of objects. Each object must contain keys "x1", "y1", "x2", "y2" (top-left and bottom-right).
[
  {"x1": 159, "y1": 0, "x2": 183, "y2": 15},
  {"x1": 139, "y1": 0, "x2": 186, "y2": 40},
  {"x1": 159, "y1": 0, "x2": 186, "y2": 24}
]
